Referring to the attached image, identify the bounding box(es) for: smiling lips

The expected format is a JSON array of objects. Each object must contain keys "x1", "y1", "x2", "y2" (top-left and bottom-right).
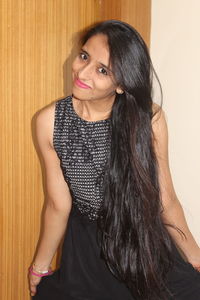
[{"x1": 75, "y1": 78, "x2": 91, "y2": 89}]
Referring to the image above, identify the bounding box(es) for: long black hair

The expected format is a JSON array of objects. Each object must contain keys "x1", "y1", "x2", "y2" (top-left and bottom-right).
[{"x1": 81, "y1": 20, "x2": 174, "y2": 299}]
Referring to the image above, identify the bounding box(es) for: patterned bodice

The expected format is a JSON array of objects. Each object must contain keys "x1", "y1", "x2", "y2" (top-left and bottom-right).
[{"x1": 53, "y1": 96, "x2": 111, "y2": 220}]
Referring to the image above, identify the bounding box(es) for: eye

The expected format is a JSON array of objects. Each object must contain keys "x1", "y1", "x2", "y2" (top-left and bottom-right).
[
  {"x1": 79, "y1": 52, "x2": 88, "y2": 60},
  {"x1": 98, "y1": 67, "x2": 108, "y2": 75}
]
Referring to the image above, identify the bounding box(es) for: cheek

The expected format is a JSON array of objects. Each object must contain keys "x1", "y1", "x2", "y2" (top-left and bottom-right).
[
  {"x1": 72, "y1": 58, "x2": 81, "y2": 73},
  {"x1": 97, "y1": 74, "x2": 117, "y2": 92},
  {"x1": 98, "y1": 80, "x2": 116, "y2": 93},
  {"x1": 72, "y1": 63, "x2": 80, "y2": 81},
  {"x1": 72, "y1": 61, "x2": 77, "y2": 74}
]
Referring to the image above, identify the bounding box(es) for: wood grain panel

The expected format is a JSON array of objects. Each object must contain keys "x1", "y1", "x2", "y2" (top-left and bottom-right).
[
  {"x1": 120, "y1": 0, "x2": 151, "y2": 45},
  {"x1": 99, "y1": 0, "x2": 151, "y2": 45},
  {"x1": 0, "y1": 1, "x2": 101, "y2": 299},
  {"x1": 0, "y1": 1, "x2": 150, "y2": 299}
]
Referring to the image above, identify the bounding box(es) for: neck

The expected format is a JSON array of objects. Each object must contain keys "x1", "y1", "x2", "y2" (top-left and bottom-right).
[{"x1": 72, "y1": 95, "x2": 115, "y2": 122}]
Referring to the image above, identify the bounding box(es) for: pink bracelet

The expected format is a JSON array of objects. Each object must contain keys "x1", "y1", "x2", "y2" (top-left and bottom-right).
[{"x1": 29, "y1": 266, "x2": 53, "y2": 278}]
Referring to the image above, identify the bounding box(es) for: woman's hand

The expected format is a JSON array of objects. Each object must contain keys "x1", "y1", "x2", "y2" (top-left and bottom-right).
[
  {"x1": 28, "y1": 272, "x2": 42, "y2": 297},
  {"x1": 190, "y1": 260, "x2": 200, "y2": 272},
  {"x1": 192, "y1": 264, "x2": 200, "y2": 272},
  {"x1": 187, "y1": 247, "x2": 200, "y2": 272}
]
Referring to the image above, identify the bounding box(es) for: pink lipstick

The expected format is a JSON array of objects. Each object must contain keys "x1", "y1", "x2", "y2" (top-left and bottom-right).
[{"x1": 75, "y1": 78, "x2": 91, "y2": 89}]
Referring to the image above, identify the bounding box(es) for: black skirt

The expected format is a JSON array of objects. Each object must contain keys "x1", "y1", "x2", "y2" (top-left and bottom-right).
[{"x1": 33, "y1": 205, "x2": 200, "y2": 300}]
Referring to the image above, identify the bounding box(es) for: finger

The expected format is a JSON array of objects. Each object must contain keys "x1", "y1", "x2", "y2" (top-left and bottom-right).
[
  {"x1": 29, "y1": 275, "x2": 41, "y2": 285},
  {"x1": 194, "y1": 266, "x2": 200, "y2": 272},
  {"x1": 28, "y1": 274, "x2": 41, "y2": 297},
  {"x1": 30, "y1": 284, "x2": 37, "y2": 296}
]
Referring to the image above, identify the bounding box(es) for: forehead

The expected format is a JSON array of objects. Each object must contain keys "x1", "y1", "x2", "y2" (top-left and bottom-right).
[{"x1": 83, "y1": 34, "x2": 110, "y2": 64}]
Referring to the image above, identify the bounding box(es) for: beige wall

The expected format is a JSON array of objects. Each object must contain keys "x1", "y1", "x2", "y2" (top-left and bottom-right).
[{"x1": 151, "y1": 0, "x2": 200, "y2": 244}]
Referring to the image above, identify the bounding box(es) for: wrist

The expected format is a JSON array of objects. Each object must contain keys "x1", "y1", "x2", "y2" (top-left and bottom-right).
[
  {"x1": 186, "y1": 248, "x2": 200, "y2": 261},
  {"x1": 32, "y1": 261, "x2": 51, "y2": 271},
  {"x1": 32, "y1": 264, "x2": 50, "y2": 274},
  {"x1": 29, "y1": 266, "x2": 53, "y2": 277}
]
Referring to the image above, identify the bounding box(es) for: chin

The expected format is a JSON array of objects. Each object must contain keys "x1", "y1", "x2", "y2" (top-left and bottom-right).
[{"x1": 72, "y1": 91, "x2": 89, "y2": 101}]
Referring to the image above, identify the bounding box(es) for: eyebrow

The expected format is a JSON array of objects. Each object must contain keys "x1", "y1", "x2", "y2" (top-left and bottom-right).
[{"x1": 80, "y1": 48, "x2": 112, "y2": 72}]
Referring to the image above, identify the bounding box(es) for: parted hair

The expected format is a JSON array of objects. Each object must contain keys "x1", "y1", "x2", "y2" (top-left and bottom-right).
[{"x1": 81, "y1": 20, "x2": 174, "y2": 300}]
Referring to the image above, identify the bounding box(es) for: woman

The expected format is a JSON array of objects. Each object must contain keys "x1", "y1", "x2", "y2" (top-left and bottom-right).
[{"x1": 28, "y1": 20, "x2": 200, "y2": 299}]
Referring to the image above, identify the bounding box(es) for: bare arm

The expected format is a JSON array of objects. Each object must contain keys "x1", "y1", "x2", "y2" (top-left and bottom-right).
[
  {"x1": 29, "y1": 103, "x2": 72, "y2": 296},
  {"x1": 152, "y1": 106, "x2": 200, "y2": 270}
]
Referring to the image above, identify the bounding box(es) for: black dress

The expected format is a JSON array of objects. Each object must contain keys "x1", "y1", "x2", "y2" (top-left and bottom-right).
[{"x1": 33, "y1": 96, "x2": 200, "y2": 300}]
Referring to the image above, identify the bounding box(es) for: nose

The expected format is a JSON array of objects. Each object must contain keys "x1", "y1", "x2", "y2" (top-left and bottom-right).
[{"x1": 78, "y1": 62, "x2": 94, "y2": 80}]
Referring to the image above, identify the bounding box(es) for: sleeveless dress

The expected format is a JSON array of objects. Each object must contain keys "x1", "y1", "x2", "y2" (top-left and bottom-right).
[{"x1": 33, "y1": 96, "x2": 200, "y2": 300}]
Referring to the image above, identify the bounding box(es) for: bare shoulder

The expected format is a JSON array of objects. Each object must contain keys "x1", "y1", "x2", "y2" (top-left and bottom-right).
[
  {"x1": 151, "y1": 102, "x2": 168, "y2": 138},
  {"x1": 35, "y1": 102, "x2": 56, "y2": 149},
  {"x1": 151, "y1": 103, "x2": 169, "y2": 161},
  {"x1": 35, "y1": 101, "x2": 72, "y2": 210}
]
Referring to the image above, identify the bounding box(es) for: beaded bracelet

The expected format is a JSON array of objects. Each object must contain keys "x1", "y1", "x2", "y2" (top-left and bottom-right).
[{"x1": 29, "y1": 266, "x2": 53, "y2": 278}]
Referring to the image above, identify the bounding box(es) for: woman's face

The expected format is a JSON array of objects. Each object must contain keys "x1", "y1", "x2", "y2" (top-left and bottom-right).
[{"x1": 72, "y1": 34, "x2": 120, "y2": 102}]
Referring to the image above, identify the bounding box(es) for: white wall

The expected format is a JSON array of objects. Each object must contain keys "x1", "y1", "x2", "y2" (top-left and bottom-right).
[{"x1": 151, "y1": 0, "x2": 200, "y2": 244}]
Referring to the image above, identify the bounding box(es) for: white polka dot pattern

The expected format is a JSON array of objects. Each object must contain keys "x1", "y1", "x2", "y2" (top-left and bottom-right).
[{"x1": 53, "y1": 96, "x2": 111, "y2": 220}]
